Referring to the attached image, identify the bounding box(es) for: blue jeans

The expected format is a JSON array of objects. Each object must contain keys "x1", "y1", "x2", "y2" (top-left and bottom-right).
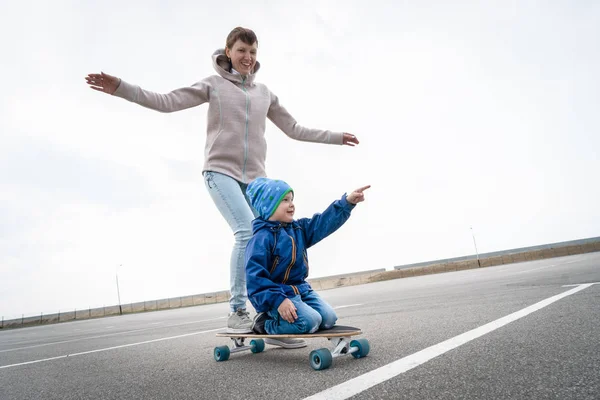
[
  {"x1": 265, "y1": 290, "x2": 338, "y2": 335},
  {"x1": 203, "y1": 171, "x2": 258, "y2": 312}
]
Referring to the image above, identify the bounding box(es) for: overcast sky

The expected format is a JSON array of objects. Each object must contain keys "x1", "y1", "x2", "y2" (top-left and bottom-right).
[{"x1": 1, "y1": 1, "x2": 599, "y2": 319}]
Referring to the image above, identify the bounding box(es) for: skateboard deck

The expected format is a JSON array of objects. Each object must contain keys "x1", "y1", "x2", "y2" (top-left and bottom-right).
[
  {"x1": 216, "y1": 324, "x2": 362, "y2": 339},
  {"x1": 214, "y1": 325, "x2": 369, "y2": 370}
]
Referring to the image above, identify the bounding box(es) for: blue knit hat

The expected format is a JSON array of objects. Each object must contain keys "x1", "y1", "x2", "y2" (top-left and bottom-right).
[{"x1": 246, "y1": 177, "x2": 293, "y2": 219}]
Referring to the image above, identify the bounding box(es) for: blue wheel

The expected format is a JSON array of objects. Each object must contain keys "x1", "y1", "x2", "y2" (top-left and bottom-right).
[
  {"x1": 350, "y1": 339, "x2": 370, "y2": 359},
  {"x1": 214, "y1": 345, "x2": 230, "y2": 361},
  {"x1": 250, "y1": 339, "x2": 265, "y2": 353},
  {"x1": 309, "y1": 348, "x2": 333, "y2": 371}
]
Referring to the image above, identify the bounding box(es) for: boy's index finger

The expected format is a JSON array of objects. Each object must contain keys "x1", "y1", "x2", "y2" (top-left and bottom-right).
[{"x1": 356, "y1": 185, "x2": 371, "y2": 193}]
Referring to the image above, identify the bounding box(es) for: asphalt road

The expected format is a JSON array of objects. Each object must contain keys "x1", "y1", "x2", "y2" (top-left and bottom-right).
[{"x1": 1, "y1": 253, "x2": 599, "y2": 400}]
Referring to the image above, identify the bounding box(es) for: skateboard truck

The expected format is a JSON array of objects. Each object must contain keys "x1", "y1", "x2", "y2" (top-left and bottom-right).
[
  {"x1": 309, "y1": 336, "x2": 369, "y2": 370},
  {"x1": 217, "y1": 337, "x2": 265, "y2": 357}
]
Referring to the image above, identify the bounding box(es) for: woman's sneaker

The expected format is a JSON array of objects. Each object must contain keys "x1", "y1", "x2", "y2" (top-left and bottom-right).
[{"x1": 227, "y1": 308, "x2": 253, "y2": 333}]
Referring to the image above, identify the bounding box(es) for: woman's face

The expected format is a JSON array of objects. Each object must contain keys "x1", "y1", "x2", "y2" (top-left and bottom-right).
[{"x1": 225, "y1": 39, "x2": 257, "y2": 76}]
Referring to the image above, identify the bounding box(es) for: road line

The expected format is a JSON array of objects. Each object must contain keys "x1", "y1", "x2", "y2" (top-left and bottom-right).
[
  {"x1": 304, "y1": 283, "x2": 594, "y2": 400},
  {"x1": 0, "y1": 328, "x2": 225, "y2": 369},
  {"x1": 563, "y1": 282, "x2": 600, "y2": 287},
  {"x1": 0, "y1": 317, "x2": 226, "y2": 353},
  {"x1": 334, "y1": 304, "x2": 363, "y2": 309},
  {"x1": 512, "y1": 259, "x2": 583, "y2": 275},
  {"x1": 512, "y1": 264, "x2": 556, "y2": 274}
]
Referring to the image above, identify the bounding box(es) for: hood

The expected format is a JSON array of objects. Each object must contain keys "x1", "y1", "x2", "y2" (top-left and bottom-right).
[
  {"x1": 212, "y1": 48, "x2": 261, "y2": 85},
  {"x1": 251, "y1": 217, "x2": 294, "y2": 235}
]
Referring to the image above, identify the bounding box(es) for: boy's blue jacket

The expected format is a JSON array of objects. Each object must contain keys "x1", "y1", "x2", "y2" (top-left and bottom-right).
[{"x1": 245, "y1": 194, "x2": 355, "y2": 312}]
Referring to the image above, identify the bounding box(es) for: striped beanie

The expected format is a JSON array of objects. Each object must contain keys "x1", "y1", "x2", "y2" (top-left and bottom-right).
[{"x1": 246, "y1": 177, "x2": 293, "y2": 219}]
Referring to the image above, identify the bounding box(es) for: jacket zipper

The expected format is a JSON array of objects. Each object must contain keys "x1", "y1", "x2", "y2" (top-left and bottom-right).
[
  {"x1": 269, "y1": 256, "x2": 279, "y2": 274},
  {"x1": 303, "y1": 250, "x2": 309, "y2": 279},
  {"x1": 281, "y1": 235, "x2": 296, "y2": 284},
  {"x1": 241, "y1": 77, "x2": 249, "y2": 182}
]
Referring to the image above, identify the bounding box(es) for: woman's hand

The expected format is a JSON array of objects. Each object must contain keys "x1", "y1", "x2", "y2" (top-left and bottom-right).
[
  {"x1": 347, "y1": 185, "x2": 371, "y2": 205},
  {"x1": 85, "y1": 72, "x2": 121, "y2": 95},
  {"x1": 342, "y1": 133, "x2": 359, "y2": 146},
  {"x1": 277, "y1": 298, "x2": 298, "y2": 323}
]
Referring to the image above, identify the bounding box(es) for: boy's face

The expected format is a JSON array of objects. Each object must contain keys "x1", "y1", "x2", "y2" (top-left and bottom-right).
[{"x1": 268, "y1": 192, "x2": 295, "y2": 223}]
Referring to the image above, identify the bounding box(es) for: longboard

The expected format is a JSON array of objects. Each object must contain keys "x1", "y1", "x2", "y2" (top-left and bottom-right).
[{"x1": 214, "y1": 325, "x2": 369, "y2": 370}]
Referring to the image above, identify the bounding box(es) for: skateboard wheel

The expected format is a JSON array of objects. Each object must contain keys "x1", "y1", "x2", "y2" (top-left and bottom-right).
[
  {"x1": 350, "y1": 339, "x2": 370, "y2": 359},
  {"x1": 214, "y1": 345, "x2": 230, "y2": 361},
  {"x1": 250, "y1": 339, "x2": 265, "y2": 353},
  {"x1": 309, "y1": 348, "x2": 333, "y2": 371}
]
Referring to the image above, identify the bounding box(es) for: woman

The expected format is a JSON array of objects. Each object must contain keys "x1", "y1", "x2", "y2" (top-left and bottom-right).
[{"x1": 85, "y1": 27, "x2": 359, "y2": 344}]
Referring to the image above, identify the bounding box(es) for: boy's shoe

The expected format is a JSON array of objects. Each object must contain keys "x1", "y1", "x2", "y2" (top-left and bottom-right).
[
  {"x1": 264, "y1": 338, "x2": 307, "y2": 349},
  {"x1": 251, "y1": 312, "x2": 270, "y2": 334},
  {"x1": 227, "y1": 308, "x2": 253, "y2": 333}
]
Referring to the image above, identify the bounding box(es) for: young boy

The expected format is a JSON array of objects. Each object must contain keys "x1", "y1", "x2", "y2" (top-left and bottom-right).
[{"x1": 245, "y1": 177, "x2": 370, "y2": 338}]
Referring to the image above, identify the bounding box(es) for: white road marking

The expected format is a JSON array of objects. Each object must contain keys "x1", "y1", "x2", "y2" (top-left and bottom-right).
[
  {"x1": 304, "y1": 283, "x2": 595, "y2": 400},
  {"x1": 0, "y1": 317, "x2": 226, "y2": 353},
  {"x1": 563, "y1": 282, "x2": 600, "y2": 287},
  {"x1": 512, "y1": 259, "x2": 581, "y2": 275},
  {"x1": 334, "y1": 304, "x2": 363, "y2": 309},
  {"x1": 512, "y1": 264, "x2": 557, "y2": 274},
  {"x1": 0, "y1": 327, "x2": 225, "y2": 370}
]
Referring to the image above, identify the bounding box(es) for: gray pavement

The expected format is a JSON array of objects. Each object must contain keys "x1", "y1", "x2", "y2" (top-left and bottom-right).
[{"x1": 1, "y1": 253, "x2": 599, "y2": 399}]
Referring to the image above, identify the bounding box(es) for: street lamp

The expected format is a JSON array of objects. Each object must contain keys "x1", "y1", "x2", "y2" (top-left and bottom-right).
[
  {"x1": 116, "y1": 264, "x2": 122, "y2": 315},
  {"x1": 470, "y1": 227, "x2": 481, "y2": 267}
]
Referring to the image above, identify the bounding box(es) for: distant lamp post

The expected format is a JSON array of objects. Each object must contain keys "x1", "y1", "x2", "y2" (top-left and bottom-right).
[
  {"x1": 470, "y1": 227, "x2": 481, "y2": 267},
  {"x1": 116, "y1": 264, "x2": 123, "y2": 315}
]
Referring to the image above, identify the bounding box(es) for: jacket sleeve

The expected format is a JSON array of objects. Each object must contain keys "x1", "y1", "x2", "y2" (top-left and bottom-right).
[
  {"x1": 112, "y1": 78, "x2": 210, "y2": 113},
  {"x1": 296, "y1": 195, "x2": 355, "y2": 248},
  {"x1": 245, "y1": 232, "x2": 288, "y2": 312},
  {"x1": 267, "y1": 90, "x2": 344, "y2": 145}
]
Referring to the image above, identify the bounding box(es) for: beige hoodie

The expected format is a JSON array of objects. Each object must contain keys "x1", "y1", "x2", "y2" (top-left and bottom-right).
[{"x1": 113, "y1": 49, "x2": 344, "y2": 183}]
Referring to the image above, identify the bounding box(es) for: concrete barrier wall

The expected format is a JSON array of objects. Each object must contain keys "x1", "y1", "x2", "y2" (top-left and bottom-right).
[
  {"x1": 393, "y1": 236, "x2": 600, "y2": 270},
  {"x1": 365, "y1": 243, "x2": 599, "y2": 285},
  {"x1": 369, "y1": 239, "x2": 600, "y2": 285},
  {"x1": 2, "y1": 237, "x2": 599, "y2": 330},
  {"x1": 308, "y1": 269, "x2": 386, "y2": 290}
]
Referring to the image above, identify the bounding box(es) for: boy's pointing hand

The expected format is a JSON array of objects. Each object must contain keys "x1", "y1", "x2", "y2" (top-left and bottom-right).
[{"x1": 347, "y1": 185, "x2": 371, "y2": 205}]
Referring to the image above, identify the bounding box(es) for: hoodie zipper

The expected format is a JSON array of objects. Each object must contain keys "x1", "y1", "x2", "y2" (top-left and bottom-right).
[
  {"x1": 303, "y1": 250, "x2": 309, "y2": 279},
  {"x1": 269, "y1": 256, "x2": 280, "y2": 274},
  {"x1": 241, "y1": 77, "x2": 249, "y2": 182},
  {"x1": 282, "y1": 235, "x2": 296, "y2": 284}
]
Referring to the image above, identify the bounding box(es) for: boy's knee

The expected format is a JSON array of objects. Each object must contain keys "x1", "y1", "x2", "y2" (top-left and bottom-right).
[
  {"x1": 297, "y1": 313, "x2": 322, "y2": 334},
  {"x1": 320, "y1": 311, "x2": 338, "y2": 330}
]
